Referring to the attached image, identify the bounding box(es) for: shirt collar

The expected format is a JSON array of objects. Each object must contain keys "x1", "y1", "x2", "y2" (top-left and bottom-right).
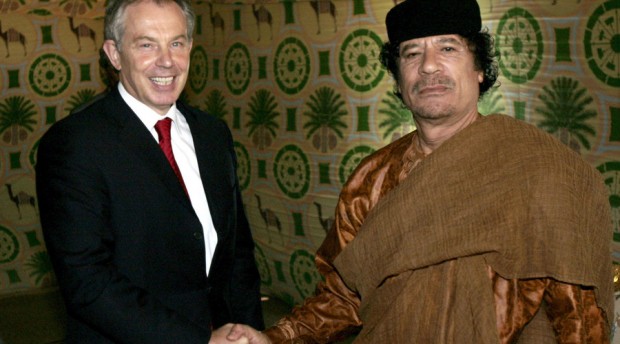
[{"x1": 118, "y1": 82, "x2": 179, "y2": 130}]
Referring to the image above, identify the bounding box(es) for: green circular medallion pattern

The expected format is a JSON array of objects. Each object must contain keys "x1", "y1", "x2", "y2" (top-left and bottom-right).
[
  {"x1": 273, "y1": 144, "x2": 310, "y2": 199},
  {"x1": 274, "y1": 37, "x2": 311, "y2": 95},
  {"x1": 339, "y1": 145, "x2": 376, "y2": 185},
  {"x1": 0, "y1": 226, "x2": 19, "y2": 264},
  {"x1": 29, "y1": 53, "x2": 71, "y2": 97},
  {"x1": 225, "y1": 43, "x2": 252, "y2": 95},
  {"x1": 496, "y1": 7, "x2": 543, "y2": 84},
  {"x1": 289, "y1": 249, "x2": 322, "y2": 299},
  {"x1": 339, "y1": 29, "x2": 385, "y2": 92},
  {"x1": 584, "y1": 0, "x2": 620, "y2": 87},
  {"x1": 254, "y1": 245, "x2": 272, "y2": 286},
  {"x1": 189, "y1": 46, "x2": 208, "y2": 94},
  {"x1": 234, "y1": 141, "x2": 251, "y2": 191},
  {"x1": 597, "y1": 161, "x2": 620, "y2": 241}
]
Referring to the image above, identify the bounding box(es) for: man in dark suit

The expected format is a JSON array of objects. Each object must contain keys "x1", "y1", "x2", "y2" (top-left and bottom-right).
[{"x1": 35, "y1": 1, "x2": 264, "y2": 342}]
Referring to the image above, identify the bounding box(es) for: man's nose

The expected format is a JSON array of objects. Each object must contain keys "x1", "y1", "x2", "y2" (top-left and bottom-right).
[
  {"x1": 156, "y1": 48, "x2": 173, "y2": 68},
  {"x1": 419, "y1": 50, "x2": 440, "y2": 75}
]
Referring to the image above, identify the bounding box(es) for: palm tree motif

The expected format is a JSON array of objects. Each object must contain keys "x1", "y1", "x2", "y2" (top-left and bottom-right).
[
  {"x1": 536, "y1": 76, "x2": 596, "y2": 153},
  {"x1": 246, "y1": 89, "x2": 279, "y2": 150},
  {"x1": 204, "y1": 89, "x2": 228, "y2": 121},
  {"x1": 478, "y1": 87, "x2": 505, "y2": 116},
  {"x1": 0, "y1": 96, "x2": 37, "y2": 145},
  {"x1": 378, "y1": 92, "x2": 415, "y2": 142},
  {"x1": 65, "y1": 88, "x2": 98, "y2": 114},
  {"x1": 59, "y1": 0, "x2": 94, "y2": 16},
  {"x1": 303, "y1": 87, "x2": 347, "y2": 152},
  {"x1": 25, "y1": 251, "x2": 55, "y2": 286}
]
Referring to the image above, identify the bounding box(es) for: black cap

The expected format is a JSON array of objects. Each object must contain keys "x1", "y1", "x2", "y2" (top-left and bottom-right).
[{"x1": 386, "y1": 0, "x2": 482, "y2": 45}]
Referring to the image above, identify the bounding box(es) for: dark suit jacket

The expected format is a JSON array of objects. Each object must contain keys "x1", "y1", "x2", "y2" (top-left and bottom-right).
[{"x1": 36, "y1": 88, "x2": 264, "y2": 343}]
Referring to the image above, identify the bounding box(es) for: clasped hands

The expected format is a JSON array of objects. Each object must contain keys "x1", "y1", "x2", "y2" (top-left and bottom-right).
[{"x1": 209, "y1": 323, "x2": 271, "y2": 344}]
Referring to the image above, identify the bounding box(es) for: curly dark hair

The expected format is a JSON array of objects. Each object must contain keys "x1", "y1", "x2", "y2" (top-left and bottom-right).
[{"x1": 379, "y1": 29, "x2": 499, "y2": 101}]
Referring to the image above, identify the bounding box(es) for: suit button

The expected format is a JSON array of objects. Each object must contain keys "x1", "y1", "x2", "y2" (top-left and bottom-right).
[{"x1": 193, "y1": 232, "x2": 203, "y2": 240}]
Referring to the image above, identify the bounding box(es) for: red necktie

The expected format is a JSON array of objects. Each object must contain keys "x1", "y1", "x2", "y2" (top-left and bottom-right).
[{"x1": 154, "y1": 118, "x2": 188, "y2": 195}]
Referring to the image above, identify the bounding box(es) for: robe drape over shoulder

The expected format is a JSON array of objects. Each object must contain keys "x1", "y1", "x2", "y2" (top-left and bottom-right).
[
  {"x1": 334, "y1": 115, "x2": 612, "y2": 342},
  {"x1": 264, "y1": 114, "x2": 612, "y2": 344}
]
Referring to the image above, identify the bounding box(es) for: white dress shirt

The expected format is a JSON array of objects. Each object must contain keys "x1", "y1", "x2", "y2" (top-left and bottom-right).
[{"x1": 118, "y1": 83, "x2": 218, "y2": 276}]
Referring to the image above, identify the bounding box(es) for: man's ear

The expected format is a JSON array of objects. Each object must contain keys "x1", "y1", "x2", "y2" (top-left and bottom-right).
[
  {"x1": 102, "y1": 40, "x2": 121, "y2": 71},
  {"x1": 478, "y1": 70, "x2": 484, "y2": 84}
]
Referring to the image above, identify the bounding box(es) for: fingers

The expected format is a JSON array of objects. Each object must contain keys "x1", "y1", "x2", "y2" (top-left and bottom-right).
[
  {"x1": 226, "y1": 324, "x2": 248, "y2": 341},
  {"x1": 229, "y1": 336, "x2": 249, "y2": 344},
  {"x1": 227, "y1": 324, "x2": 270, "y2": 344},
  {"x1": 210, "y1": 324, "x2": 248, "y2": 344}
]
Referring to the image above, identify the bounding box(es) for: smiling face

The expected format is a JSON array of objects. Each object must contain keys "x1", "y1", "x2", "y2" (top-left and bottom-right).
[
  {"x1": 397, "y1": 34, "x2": 483, "y2": 124},
  {"x1": 103, "y1": 1, "x2": 192, "y2": 115}
]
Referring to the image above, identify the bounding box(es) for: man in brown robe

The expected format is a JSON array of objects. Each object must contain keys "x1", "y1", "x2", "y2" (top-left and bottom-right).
[{"x1": 227, "y1": 0, "x2": 613, "y2": 342}]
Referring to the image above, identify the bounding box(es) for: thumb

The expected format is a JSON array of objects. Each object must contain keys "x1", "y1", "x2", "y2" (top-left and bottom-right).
[{"x1": 226, "y1": 324, "x2": 245, "y2": 341}]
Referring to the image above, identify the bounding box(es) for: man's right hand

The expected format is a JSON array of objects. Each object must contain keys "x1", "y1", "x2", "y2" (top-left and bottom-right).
[{"x1": 226, "y1": 324, "x2": 272, "y2": 344}]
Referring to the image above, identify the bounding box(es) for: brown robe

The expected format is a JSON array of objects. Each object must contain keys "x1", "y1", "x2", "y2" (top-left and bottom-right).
[{"x1": 264, "y1": 115, "x2": 612, "y2": 343}]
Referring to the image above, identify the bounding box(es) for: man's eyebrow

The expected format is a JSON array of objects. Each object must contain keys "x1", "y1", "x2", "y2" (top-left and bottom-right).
[
  {"x1": 133, "y1": 34, "x2": 188, "y2": 42},
  {"x1": 399, "y1": 42, "x2": 421, "y2": 52},
  {"x1": 171, "y1": 34, "x2": 189, "y2": 41},
  {"x1": 435, "y1": 36, "x2": 464, "y2": 45}
]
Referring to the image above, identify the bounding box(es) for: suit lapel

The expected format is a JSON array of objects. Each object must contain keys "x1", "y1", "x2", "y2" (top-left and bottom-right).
[
  {"x1": 182, "y1": 108, "x2": 230, "y2": 238},
  {"x1": 107, "y1": 91, "x2": 194, "y2": 210}
]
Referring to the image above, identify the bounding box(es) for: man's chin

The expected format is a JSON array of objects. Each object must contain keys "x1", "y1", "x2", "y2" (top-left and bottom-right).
[{"x1": 412, "y1": 105, "x2": 455, "y2": 121}]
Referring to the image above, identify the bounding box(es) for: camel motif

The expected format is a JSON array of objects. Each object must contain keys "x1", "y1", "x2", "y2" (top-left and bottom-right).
[
  {"x1": 255, "y1": 194, "x2": 282, "y2": 244},
  {"x1": 313, "y1": 202, "x2": 334, "y2": 233},
  {"x1": 208, "y1": 3, "x2": 225, "y2": 45},
  {"x1": 5, "y1": 183, "x2": 37, "y2": 219},
  {"x1": 0, "y1": 0, "x2": 21, "y2": 13},
  {"x1": 551, "y1": 0, "x2": 581, "y2": 4},
  {"x1": 251, "y1": 4, "x2": 273, "y2": 41},
  {"x1": 68, "y1": 17, "x2": 96, "y2": 52},
  {"x1": 309, "y1": 0, "x2": 336, "y2": 35},
  {"x1": 0, "y1": 20, "x2": 26, "y2": 57},
  {"x1": 489, "y1": 0, "x2": 580, "y2": 12}
]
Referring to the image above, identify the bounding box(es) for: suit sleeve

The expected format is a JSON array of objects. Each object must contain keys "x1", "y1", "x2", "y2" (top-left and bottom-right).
[
  {"x1": 36, "y1": 123, "x2": 212, "y2": 343},
  {"x1": 223, "y1": 124, "x2": 265, "y2": 330}
]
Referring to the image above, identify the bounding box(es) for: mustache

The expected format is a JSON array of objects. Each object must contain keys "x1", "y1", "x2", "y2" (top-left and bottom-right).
[{"x1": 414, "y1": 77, "x2": 455, "y2": 92}]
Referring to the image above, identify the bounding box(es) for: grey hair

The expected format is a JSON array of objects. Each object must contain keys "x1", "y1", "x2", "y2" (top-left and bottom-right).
[{"x1": 104, "y1": 0, "x2": 195, "y2": 51}]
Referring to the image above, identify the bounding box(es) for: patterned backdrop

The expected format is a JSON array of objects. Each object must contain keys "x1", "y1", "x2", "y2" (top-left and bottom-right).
[{"x1": 0, "y1": 0, "x2": 618, "y2": 319}]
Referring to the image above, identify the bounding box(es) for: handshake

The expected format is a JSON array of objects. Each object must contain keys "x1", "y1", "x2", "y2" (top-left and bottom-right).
[{"x1": 209, "y1": 324, "x2": 271, "y2": 344}]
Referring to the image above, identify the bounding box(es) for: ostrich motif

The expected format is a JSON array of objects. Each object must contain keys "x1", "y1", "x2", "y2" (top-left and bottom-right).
[
  {"x1": 313, "y1": 202, "x2": 334, "y2": 233},
  {"x1": 309, "y1": 0, "x2": 336, "y2": 35},
  {"x1": 255, "y1": 194, "x2": 282, "y2": 244},
  {"x1": 0, "y1": 20, "x2": 26, "y2": 57},
  {"x1": 208, "y1": 3, "x2": 224, "y2": 44},
  {"x1": 68, "y1": 17, "x2": 96, "y2": 52},
  {"x1": 5, "y1": 184, "x2": 37, "y2": 219},
  {"x1": 251, "y1": 4, "x2": 273, "y2": 41}
]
